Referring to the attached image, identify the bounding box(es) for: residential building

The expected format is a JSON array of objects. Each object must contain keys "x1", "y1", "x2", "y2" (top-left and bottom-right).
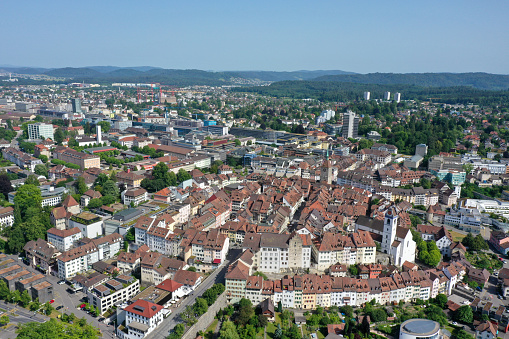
[
  {"x1": 23, "y1": 239, "x2": 61, "y2": 275},
  {"x1": 489, "y1": 231, "x2": 509, "y2": 255},
  {"x1": 117, "y1": 299, "x2": 164, "y2": 339},
  {"x1": 122, "y1": 188, "x2": 148, "y2": 206},
  {"x1": 342, "y1": 111, "x2": 359, "y2": 139},
  {"x1": 69, "y1": 212, "x2": 103, "y2": 238},
  {"x1": 47, "y1": 227, "x2": 83, "y2": 252},
  {"x1": 312, "y1": 231, "x2": 376, "y2": 271},
  {"x1": 2, "y1": 147, "x2": 43, "y2": 171},
  {"x1": 88, "y1": 275, "x2": 140, "y2": 314},
  {"x1": 116, "y1": 171, "x2": 144, "y2": 188},
  {"x1": 57, "y1": 233, "x2": 122, "y2": 279},
  {"x1": 0, "y1": 207, "x2": 14, "y2": 229}
]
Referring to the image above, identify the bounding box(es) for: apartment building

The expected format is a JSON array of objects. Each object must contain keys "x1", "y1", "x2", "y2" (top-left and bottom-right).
[
  {"x1": 140, "y1": 252, "x2": 187, "y2": 285},
  {"x1": 117, "y1": 299, "x2": 164, "y2": 339},
  {"x1": 0, "y1": 207, "x2": 14, "y2": 229},
  {"x1": 116, "y1": 171, "x2": 144, "y2": 188},
  {"x1": 312, "y1": 230, "x2": 376, "y2": 271},
  {"x1": 2, "y1": 147, "x2": 43, "y2": 171},
  {"x1": 47, "y1": 227, "x2": 83, "y2": 252},
  {"x1": 57, "y1": 233, "x2": 122, "y2": 279},
  {"x1": 88, "y1": 275, "x2": 140, "y2": 314},
  {"x1": 122, "y1": 188, "x2": 148, "y2": 206},
  {"x1": 190, "y1": 229, "x2": 229, "y2": 264}
]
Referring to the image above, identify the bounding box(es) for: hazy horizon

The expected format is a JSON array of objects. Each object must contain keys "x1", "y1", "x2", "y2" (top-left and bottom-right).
[{"x1": 2, "y1": 0, "x2": 508, "y2": 74}]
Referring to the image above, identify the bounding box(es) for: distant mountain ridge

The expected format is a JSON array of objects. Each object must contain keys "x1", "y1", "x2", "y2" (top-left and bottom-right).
[
  {"x1": 312, "y1": 72, "x2": 509, "y2": 90},
  {"x1": 1, "y1": 66, "x2": 508, "y2": 89}
]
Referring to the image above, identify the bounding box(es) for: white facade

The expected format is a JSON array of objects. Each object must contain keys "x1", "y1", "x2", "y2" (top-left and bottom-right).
[
  {"x1": 69, "y1": 218, "x2": 103, "y2": 238},
  {"x1": 47, "y1": 229, "x2": 83, "y2": 252},
  {"x1": 28, "y1": 123, "x2": 54, "y2": 140}
]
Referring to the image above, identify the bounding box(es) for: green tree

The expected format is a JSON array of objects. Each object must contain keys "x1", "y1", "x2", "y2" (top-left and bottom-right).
[
  {"x1": 361, "y1": 315, "x2": 370, "y2": 335},
  {"x1": 87, "y1": 198, "x2": 103, "y2": 209},
  {"x1": 187, "y1": 266, "x2": 197, "y2": 272},
  {"x1": 455, "y1": 305, "x2": 473, "y2": 323},
  {"x1": 453, "y1": 329, "x2": 474, "y2": 339},
  {"x1": 102, "y1": 180, "x2": 119, "y2": 198},
  {"x1": 38, "y1": 155, "x2": 48, "y2": 163},
  {"x1": 24, "y1": 175, "x2": 40, "y2": 186},
  {"x1": 75, "y1": 177, "x2": 88, "y2": 195},
  {"x1": 54, "y1": 128, "x2": 65, "y2": 145},
  {"x1": 94, "y1": 173, "x2": 109, "y2": 187},
  {"x1": 0, "y1": 280, "x2": 9, "y2": 300},
  {"x1": 0, "y1": 174, "x2": 13, "y2": 199},
  {"x1": 274, "y1": 324, "x2": 283, "y2": 339},
  {"x1": 177, "y1": 168, "x2": 191, "y2": 183},
  {"x1": 234, "y1": 139, "x2": 241, "y2": 146},
  {"x1": 14, "y1": 184, "x2": 42, "y2": 219},
  {"x1": 434, "y1": 294, "x2": 448, "y2": 309},
  {"x1": 180, "y1": 305, "x2": 197, "y2": 326},
  {"x1": 0, "y1": 314, "x2": 9, "y2": 326},
  {"x1": 29, "y1": 299, "x2": 41, "y2": 311},
  {"x1": 257, "y1": 314, "x2": 268, "y2": 328},
  {"x1": 97, "y1": 121, "x2": 111, "y2": 133},
  {"x1": 43, "y1": 302, "x2": 54, "y2": 315},
  {"x1": 236, "y1": 298, "x2": 254, "y2": 327},
  {"x1": 193, "y1": 298, "x2": 208, "y2": 316},
  {"x1": 20, "y1": 290, "x2": 31, "y2": 307},
  {"x1": 348, "y1": 264, "x2": 359, "y2": 276},
  {"x1": 219, "y1": 320, "x2": 240, "y2": 339}
]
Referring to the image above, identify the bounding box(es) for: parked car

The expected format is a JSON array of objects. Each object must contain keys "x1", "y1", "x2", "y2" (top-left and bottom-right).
[
  {"x1": 56, "y1": 306, "x2": 63, "y2": 310},
  {"x1": 58, "y1": 280, "x2": 66, "y2": 285}
]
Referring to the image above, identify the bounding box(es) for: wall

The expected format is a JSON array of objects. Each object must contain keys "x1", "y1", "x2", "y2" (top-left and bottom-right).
[{"x1": 182, "y1": 292, "x2": 227, "y2": 339}]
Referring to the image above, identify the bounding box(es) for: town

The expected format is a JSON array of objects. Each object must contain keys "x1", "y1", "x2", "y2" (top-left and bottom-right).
[{"x1": 0, "y1": 80, "x2": 508, "y2": 339}]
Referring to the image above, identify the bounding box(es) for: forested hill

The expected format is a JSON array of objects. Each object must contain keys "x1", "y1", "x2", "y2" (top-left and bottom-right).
[
  {"x1": 312, "y1": 72, "x2": 509, "y2": 90},
  {"x1": 233, "y1": 81, "x2": 509, "y2": 105},
  {"x1": 223, "y1": 70, "x2": 355, "y2": 81}
]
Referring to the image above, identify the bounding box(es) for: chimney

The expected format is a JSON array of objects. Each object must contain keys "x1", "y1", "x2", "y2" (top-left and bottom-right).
[{"x1": 97, "y1": 125, "x2": 102, "y2": 144}]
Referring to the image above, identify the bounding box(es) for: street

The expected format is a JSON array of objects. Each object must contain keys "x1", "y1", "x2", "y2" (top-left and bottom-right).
[
  {"x1": 1, "y1": 254, "x2": 116, "y2": 338},
  {"x1": 144, "y1": 249, "x2": 240, "y2": 339}
]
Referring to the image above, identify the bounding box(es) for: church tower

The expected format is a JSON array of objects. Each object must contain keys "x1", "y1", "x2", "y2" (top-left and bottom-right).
[
  {"x1": 381, "y1": 207, "x2": 398, "y2": 254},
  {"x1": 320, "y1": 160, "x2": 333, "y2": 185}
]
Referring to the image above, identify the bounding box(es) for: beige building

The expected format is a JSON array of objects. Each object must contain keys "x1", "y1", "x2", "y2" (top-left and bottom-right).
[{"x1": 53, "y1": 146, "x2": 100, "y2": 169}]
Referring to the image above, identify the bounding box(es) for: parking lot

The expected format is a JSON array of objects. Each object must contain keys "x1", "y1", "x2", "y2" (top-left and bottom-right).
[{"x1": 1, "y1": 254, "x2": 117, "y2": 338}]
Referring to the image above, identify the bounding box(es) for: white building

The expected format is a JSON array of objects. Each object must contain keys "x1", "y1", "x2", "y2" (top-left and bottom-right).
[
  {"x1": 399, "y1": 319, "x2": 441, "y2": 339},
  {"x1": 57, "y1": 233, "x2": 122, "y2": 279},
  {"x1": 117, "y1": 299, "x2": 164, "y2": 339},
  {"x1": 68, "y1": 212, "x2": 103, "y2": 238},
  {"x1": 28, "y1": 123, "x2": 54, "y2": 140},
  {"x1": 88, "y1": 275, "x2": 140, "y2": 314},
  {"x1": 47, "y1": 227, "x2": 83, "y2": 252},
  {"x1": 394, "y1": 92, "x2": 401, "y2": 103},
  {"x1": 0, "y1": 207, "x2": 14, "y2": 228},
  {"x1": 363, "y1": 92, "x2": 371, "y2": 100},
  {"x1": 356, "y1": 207, "x2": 416, "y2": 266},
  {"x1": 384, "y1": 91, "x2": 391, "y2": 101},
  {"x1": 122, "y1": 188, "x2": 149, "y2": 206}
]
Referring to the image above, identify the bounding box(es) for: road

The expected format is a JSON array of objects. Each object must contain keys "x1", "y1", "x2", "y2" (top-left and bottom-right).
[
  {"x1": 2, "y1": 254, "x2": 116, "y2": 338},
  {"x1": 145, "y1": 249, "x2": 240, "y2": 339}
]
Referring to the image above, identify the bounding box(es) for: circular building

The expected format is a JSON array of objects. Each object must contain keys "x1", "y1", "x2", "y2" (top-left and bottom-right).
[{"x1": 399, "y1": 319, "x2": 440, "y2": 339}]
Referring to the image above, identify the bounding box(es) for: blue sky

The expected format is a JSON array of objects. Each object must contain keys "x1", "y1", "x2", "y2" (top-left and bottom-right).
[{"x1": 1, "y1": 0, "x2": 508, "y2": 73}]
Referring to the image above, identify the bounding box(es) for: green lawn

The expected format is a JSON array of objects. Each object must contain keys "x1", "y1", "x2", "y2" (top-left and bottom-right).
[
  {"x1": 206, "y1": 319, "x2": 218, "y2": 334},
  {"x1": 465, "y1": 251, "x2": 503, "y2": 273}
]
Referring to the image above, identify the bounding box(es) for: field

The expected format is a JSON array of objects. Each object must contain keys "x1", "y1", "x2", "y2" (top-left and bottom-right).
[{"x1": 449, "y1": 230, "x2": 466, "y2": 242}]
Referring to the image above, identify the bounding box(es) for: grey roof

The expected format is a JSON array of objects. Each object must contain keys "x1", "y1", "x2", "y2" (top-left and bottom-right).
[
  {"x1": 260, "y1": 234, "x2": 291, "y2": 249},
  {"x1": 356, "y1": 216, "x2": 384, "y2": 233},
  {"x1": 401, "y1": 319, "x2": 440, "y2": 336}
]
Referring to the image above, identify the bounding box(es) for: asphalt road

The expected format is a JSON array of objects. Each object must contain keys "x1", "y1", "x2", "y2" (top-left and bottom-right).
[
  {"x1": 145, "y1": 249, "x2": 241, "y2": 339},
  {"x1": 3, "y1": 254, "x2": 116, "y2": 337}
]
